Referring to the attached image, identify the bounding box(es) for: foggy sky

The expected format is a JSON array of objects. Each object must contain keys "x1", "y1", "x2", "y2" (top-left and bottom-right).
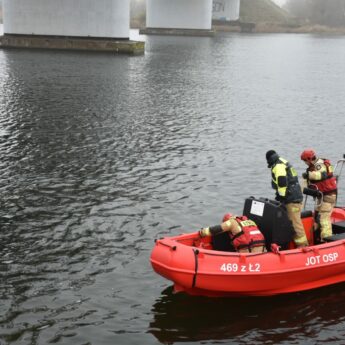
[{"x1": 272, "y1": 0, "x2": 287, "y2": 6}]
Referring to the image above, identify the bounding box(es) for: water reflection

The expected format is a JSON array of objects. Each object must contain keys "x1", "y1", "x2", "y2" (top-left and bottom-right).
[{"x1": 149, "y1": 285, "x2": 345, "y2": 344}]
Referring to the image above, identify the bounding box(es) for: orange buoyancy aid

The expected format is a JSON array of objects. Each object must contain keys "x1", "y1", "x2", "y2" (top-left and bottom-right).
[
  {"x1": 308, "y1": 158, "x2": 337, "y2": 195},
  {"x1": 229, "y1": 216, "x2": 266, "y2": 252}
]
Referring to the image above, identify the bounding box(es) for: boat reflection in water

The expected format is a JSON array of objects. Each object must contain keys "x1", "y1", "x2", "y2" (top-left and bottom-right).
[{"x1": 149, "y1": 284, "x2": 345, "y2": 344}]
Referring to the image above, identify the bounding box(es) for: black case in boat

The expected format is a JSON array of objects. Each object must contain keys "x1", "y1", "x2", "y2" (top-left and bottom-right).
[
  {"x1": 332, "y1": 221, "x2": 345, "y2": 234},
  {"x1": 243, "y1": 197, "x2": 295, "y2": 250}
]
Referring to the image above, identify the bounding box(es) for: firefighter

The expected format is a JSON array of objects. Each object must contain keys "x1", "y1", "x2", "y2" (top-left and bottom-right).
[
  {"x1": 301, "y1": 149, "x2": 337, "y2": 241},
  {"x1": 199, "y1": 213, "x2": 266, "y2": 253},
  {"x1": 266, "y1": 150, "x2": 309, "y2": 247}
]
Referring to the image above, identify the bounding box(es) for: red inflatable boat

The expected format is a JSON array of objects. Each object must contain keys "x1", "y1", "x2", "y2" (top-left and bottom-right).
[{"x1": 150, "y1": 157, "x2": 345, "y2": 297}]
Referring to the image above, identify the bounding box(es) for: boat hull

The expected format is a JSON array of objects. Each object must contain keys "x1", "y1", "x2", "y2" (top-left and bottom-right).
[{"x1": 151, "y1": 207, "x2": 345, "y2": 296}]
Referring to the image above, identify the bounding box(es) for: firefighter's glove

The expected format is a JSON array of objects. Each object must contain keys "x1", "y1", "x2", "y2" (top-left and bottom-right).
[
  {"x1": 302, "y1": 172, "x2": 308, "y2": 179},
  {"x1": 275, "y1": 194, "x2": 282, "y2": 202},
  {"x1": 199, "y1": 227, "x2": 211, "y2": 238},
  {"x1": 270, "y1": 243, "x2": 280, "y2": 254}
]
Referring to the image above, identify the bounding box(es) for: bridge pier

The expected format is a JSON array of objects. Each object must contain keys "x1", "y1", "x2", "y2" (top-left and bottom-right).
[
  {"x1": 140, "y1": 0, "x2": 214, "y2": 37},
  {"x1": 212, "y1": 0, "x2": 240, "y2": 22},
  {"x1": 0, "y1": 0, "x2": 144, "y2": 55}
]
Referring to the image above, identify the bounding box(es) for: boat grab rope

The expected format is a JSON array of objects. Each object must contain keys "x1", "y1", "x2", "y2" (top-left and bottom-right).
[
  {"x1": 192, "y1": 249, "x2": 199, "y2": 288},
  {"x1": 156, "y1": 240, "x2": 177, "y2": 251}
]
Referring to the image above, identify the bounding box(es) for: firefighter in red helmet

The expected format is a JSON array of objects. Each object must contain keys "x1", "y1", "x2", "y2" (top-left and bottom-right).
[
  {"x1": 222, "y1": 213, "x2": 233, "y2": 222},
  {"x1": 301, "y1": 149, "x2": 337, "y2": 241},
  {"x1": 199, "y1": 213, "x2": 266, "y2": 253}
]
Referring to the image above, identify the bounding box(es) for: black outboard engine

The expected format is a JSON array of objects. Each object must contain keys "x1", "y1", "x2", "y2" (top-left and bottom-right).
[{"x1": 243, "y1": 197, "x2": 295, "y2": 250}]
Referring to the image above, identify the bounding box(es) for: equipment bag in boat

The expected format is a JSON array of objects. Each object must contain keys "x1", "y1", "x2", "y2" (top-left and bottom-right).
[{"x1": 243, "y1": 197, "x2": 295, "y2": 250}]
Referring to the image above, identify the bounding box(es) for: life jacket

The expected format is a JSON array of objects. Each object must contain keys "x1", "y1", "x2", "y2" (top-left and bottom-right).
[
  {"x1": 229, "y1": 216, "x2": 265, "y2": 252},
  {"x1": 308, "y1": 158, "x2": 337, "y2": 195}
]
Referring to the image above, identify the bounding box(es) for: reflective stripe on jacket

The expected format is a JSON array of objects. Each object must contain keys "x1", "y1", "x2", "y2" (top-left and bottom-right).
[
  {"x1": 271, "y1": 157, "x2": 303, "y2": 203},
  {"x1": 227, "y1": 217, "x2": 265, "y2": 252}
]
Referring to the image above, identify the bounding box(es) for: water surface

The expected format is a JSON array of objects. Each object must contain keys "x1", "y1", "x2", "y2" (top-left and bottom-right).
[{"x1": 0, "y1": 29, "x2": 345, "y2": 345}]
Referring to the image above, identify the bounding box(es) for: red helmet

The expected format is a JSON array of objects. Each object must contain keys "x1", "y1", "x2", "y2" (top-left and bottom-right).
[
  {"x1": 301, "y1": 149, "x2": 316, "y2": 162},
  {"x1": 222, "y1": 213, "x2": 233, "y2": 222}
]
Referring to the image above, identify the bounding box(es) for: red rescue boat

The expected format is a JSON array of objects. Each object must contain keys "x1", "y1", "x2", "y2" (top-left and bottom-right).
[{"x1": 150, "y1": 157, "x2": 345, "y2": 297}]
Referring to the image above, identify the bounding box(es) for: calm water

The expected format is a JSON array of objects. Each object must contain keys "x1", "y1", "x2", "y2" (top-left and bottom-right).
[{"x1": 1, "y1": 27, "x2": 345, "y2": 345}]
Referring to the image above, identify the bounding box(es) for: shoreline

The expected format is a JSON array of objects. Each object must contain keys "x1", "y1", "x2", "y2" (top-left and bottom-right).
[
  {"x1": 131, "y1": 20, "x2": 345, "y2": 35},
  {"x1": 3, "y1": 21, "x2": 345, "y2": 37},
  {"x1": 213, "y1": 23, "x2": 345, "y2": 34}
]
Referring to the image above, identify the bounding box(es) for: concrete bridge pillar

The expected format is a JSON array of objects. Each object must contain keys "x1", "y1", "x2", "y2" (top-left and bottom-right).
[
  {"x1": 212, "y1": 0, "x2": 240, "y2": 21},
  {"x1": 3, "y1": 0, "x2": 129, "y2": 38},
  {"x1": 0, "y1": 0, "x2": 144, "y2": 54},
  {"x1": 141, "y1": 0, "x2": 214, "y2": 36}
]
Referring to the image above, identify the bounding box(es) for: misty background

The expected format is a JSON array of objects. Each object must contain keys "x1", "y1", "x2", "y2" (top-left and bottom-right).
[
  {"x1": 130, "y1": 0, "x2": 345, "y2": 30},
  {"x1": 284, "y1": 0, "x2": 345, "y2": 27},
  {"x1": 1, "y1": 1, "x2": 345, "y2": 29}
]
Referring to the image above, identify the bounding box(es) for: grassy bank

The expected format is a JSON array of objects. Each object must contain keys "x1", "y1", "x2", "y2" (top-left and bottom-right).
[
  {"x1": 240, "y1": 0, "x2": 293, "y2": 25},
  {"x1": 253, "y1": 23, "x2": 345, "y2": 34},
  {"x1": 213, "y1": 22, "x2": 345, "y2": 34}
]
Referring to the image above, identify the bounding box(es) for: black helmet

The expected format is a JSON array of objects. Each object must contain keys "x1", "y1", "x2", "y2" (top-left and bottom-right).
[{"x1": 266, "y1": 150, "x2": 279, "y2": 167}]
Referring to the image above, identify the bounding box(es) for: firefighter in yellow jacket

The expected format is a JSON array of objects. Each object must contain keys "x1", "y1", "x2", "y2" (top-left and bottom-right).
[
  {"x1": 266, "y1": 150, "x2": 308, "y2": 247},
  {"x1": 301, "y1": 149, "x2": 337, "y2": 241}
]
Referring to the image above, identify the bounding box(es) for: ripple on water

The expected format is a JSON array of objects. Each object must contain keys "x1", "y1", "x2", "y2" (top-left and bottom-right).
[{"x1": 0, "y1": 33, "x2": 345, "y2": 345}]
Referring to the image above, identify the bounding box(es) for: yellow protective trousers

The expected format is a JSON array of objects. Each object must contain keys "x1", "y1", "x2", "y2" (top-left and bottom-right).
[
  {"x1": 316, "y1": 193, "x2": 337, "y2": 240},
  {"x1": 286, "y1": 202, "x2": 309, "y2": 247}
]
